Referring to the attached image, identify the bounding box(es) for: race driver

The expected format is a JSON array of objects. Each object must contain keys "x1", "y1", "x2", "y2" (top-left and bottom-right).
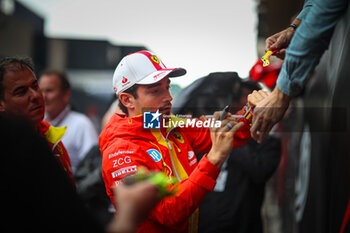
[{"x1": 99, "y1": 51, "x2": 267, "y2": 233}]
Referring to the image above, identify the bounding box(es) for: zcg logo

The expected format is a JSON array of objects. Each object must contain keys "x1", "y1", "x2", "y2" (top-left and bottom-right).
[{"x1": 113, "y1": 156, "x2": 132, "y2": 168}]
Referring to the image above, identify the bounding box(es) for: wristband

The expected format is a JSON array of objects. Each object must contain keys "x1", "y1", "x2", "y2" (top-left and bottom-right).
[{"x1": 289, "y1": 23, "x2": 297, "y2": 30}]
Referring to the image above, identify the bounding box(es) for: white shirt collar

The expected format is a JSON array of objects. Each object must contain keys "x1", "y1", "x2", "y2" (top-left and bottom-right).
[{"x1": 45, "y1": 105, "x2": 71, "y2": 126}]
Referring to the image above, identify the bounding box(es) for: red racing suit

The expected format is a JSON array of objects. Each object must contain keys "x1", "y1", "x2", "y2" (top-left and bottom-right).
[
  {"x1": 38, "y1": 120, "x2": 75, "y2": 185},
  {"x1": 99, "y1": 111, "x2": 252, "y2": 233}
]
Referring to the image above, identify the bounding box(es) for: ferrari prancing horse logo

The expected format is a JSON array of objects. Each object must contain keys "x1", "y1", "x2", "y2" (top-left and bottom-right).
[
  {"x1": 172, "y1": 131, "x2": 185, "y2": 144},
  {"x1": 151, "y1": 55, "x2": 160, "y2": 64}
]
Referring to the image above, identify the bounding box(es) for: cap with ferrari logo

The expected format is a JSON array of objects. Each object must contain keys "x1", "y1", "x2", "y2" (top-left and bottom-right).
[{"x1": 113, "y1": 50, "x2": 186, "y2": 95}]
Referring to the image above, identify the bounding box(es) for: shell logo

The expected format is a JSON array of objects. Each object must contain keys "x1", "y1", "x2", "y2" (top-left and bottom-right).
[
  {"x1": 122, "y1": 77, "x2": 128, "y2": 84},
  {"x1": 188, "y1": 151, "x2": 194, "y2": 160}
]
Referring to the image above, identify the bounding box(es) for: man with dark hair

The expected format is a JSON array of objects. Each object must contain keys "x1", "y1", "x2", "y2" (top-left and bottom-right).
[
  {"x1": 100, "y1": 50, "x2": 268, "y2": 233},
  {"x1": 39, "y1": 70, "x2": 98, "y2": 173},
  {"x1": 0, "y1": 57, "x2": 74, "y2": 184},
  {"x1": 0, "y1": 57, "x2": 33, "y2": 98},
  {"x1": 117, "y1": 84, "x2": 139, "y2": 114}
]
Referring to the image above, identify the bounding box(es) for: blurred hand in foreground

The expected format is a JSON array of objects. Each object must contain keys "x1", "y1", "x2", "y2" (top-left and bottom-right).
[{"x1": 108, "y1": 181, "x2": 161, "y2": 233}]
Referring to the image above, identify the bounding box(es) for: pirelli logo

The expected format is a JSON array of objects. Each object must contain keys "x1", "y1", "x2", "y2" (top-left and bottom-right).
[{"x1": 111, "y1": 165, "x2": 137, "y2": 178}]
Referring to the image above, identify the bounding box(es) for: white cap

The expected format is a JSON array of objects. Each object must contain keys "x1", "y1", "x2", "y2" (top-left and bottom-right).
[{"x1": 113, "y1": 50, "x2": 186, "y2": 95}]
